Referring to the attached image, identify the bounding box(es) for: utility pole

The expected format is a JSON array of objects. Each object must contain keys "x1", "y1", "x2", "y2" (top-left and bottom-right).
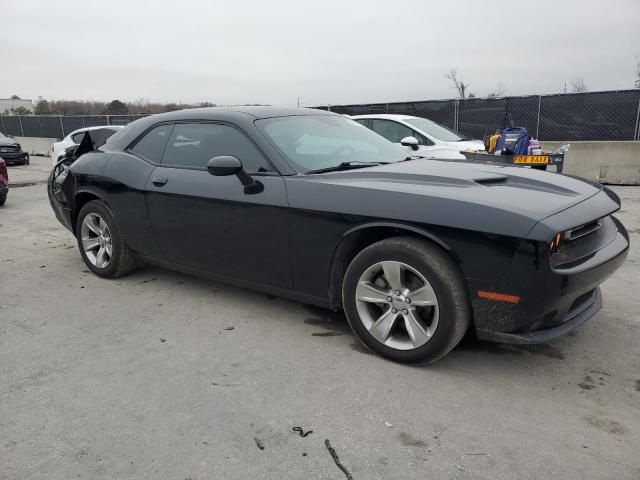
[{"x1": 297, "y1": 97, "x2": 300, "y2": 107}]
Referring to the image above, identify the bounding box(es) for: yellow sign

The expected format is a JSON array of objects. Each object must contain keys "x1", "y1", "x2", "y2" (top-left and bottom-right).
[{"x1": 513, "y1": 155, "x2": 549, "y2": 164}]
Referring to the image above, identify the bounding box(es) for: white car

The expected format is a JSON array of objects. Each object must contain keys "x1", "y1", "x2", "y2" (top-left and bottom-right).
[
  {"x1": 351, "y1": 114, "x2": 485, "y2": 159},
  {"x1": 51, "y1": 126, "x2": 123, "y2": 165}
]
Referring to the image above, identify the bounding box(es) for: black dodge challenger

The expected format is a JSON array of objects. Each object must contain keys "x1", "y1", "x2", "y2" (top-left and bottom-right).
[{"x1": 48, "y1": 107, "x2": 629, "y2": 363}]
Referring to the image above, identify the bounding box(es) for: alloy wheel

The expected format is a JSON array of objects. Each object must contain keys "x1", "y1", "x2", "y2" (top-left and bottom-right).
[
  {"x1": 355, "y1": 261, "x2": 439, "y2": 350},
  {"x1": 80, "y1": 213, "x2": 112, "y2": 269}
]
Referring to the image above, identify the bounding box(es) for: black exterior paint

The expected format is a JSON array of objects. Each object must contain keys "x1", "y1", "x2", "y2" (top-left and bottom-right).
[{"x1": 48, "y1": 107, "x2": 629, "y2": 343}]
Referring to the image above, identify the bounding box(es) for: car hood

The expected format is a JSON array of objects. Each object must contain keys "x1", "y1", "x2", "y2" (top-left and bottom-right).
[
  {"x1": 286, "y1": 159, "x2": 608, "y2": 239},
  {"x1": 440, "y1": 139, "x2": 485, "y2": 151},
  {"x1": 0, "y1": 138, "x2": 18, "y2": 147}
]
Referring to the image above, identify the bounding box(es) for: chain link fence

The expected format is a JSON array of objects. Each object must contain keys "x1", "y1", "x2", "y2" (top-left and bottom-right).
[
  {"x1": 2, "y1": 90, "x2": 640, "y2": 141},
  {"x1": 320, "y1": 89, "x2": 640, "y2": 141},
  {"x1": 0, "y1": 114, "x2": 149, "y2": 139}
]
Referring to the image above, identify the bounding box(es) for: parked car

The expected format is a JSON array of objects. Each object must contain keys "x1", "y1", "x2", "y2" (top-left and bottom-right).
[
  {"x1": 0, "y1": 158, "x2": 8, "y2": 205},
  {"x1": 51, "y1": 126, "x2": 123, "y2": 165},
  {"x1": 48, "y1": 107, "x2": 628, "y2": 363},
  {"x1": 352, "y1": 114, "x2": 484, "y2": 159},
  {"x1": 0, "y1": 131, "x2": 29, "y2": 165}
]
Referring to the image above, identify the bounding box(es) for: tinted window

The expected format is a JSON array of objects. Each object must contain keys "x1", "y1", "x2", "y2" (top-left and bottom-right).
[
  {"x1": 161, "y1": 123, "x2": 271, "y2": 172},
  {"x1": 404, "y1": 117, "x2": 463, "y2": 142},
  {"x1": 370, "y1": 120, "x2": 414, "y2": 143},
  {"x1": 130, "y1": 124, "x2": 173, "y2": 162},
  {"x1": 257, "y1": 115, "x2": 407, "y2": 172},
  {"x1": 71, "y1": 131, "x2": 86, "y2": 143}
]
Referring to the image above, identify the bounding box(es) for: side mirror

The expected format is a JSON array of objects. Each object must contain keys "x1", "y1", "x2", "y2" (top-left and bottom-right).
[
  {"x1": 207, "y1": 155, "x2": 262, "y2": 193},
  {"x1": 207, "y1": 155, "x2": 242, "y2": 176},
  {"x1": 400, "y1": 136, "x2": 420, "y2": 151}
]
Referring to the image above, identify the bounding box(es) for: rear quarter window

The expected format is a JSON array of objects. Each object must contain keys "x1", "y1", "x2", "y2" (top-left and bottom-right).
[{"x1": 129, "y1": 124, "x2": 174, "y2": 162}]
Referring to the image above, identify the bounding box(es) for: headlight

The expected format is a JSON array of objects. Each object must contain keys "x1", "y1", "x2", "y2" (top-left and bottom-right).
[{"x1": 550, "y1": 232, "x2": 563, "y2": 254}]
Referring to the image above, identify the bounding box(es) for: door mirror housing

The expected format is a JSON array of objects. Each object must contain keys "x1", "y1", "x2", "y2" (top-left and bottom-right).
[
  {"x1": 207, "y1": 155, "x2": 262, "y2": 193},
  {"x1": 207, "y1": 155, "x2": 242, "y2": 176},
  {"x1": 400, "y1": 136, "x2": 420, "y2": 150}
]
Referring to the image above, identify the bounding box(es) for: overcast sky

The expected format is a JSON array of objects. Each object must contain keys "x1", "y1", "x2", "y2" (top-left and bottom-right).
[{"x1": 2, "y1": 0, "x2": 639, "y2": 107}]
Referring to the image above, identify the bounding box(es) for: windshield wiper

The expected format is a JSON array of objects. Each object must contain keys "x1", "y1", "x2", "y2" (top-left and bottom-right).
[
  {"x1": 402, "y1": 155, "x2": 427, "y2": 161},
  {"x1": 306, "y1": 161, "x2": 388, "y2": 174}
]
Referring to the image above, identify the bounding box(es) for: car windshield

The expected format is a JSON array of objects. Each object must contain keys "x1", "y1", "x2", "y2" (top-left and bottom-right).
[
  {"x1": 257, "y1": 115, "x2": 408, "y2": 172},
  {"x1": 404, "y1": 117, "x2": 465, "y2": 142}
]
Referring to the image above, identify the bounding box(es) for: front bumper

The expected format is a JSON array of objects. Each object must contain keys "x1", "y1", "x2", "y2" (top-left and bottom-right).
[
  {"x1": 471, "y1": 217, "x2": 629, "y2": 344},
  {"x1": 476, "y1": 288, "x2": 602, "y2": 343},
  {"x1": 0, "y1": 152, "x2": 29, "y2": 164}
]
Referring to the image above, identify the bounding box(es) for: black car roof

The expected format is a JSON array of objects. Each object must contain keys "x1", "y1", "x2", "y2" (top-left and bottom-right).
[
  {"x1": 105, "y1": 106, "x2": 335, "y2": 151},
  {"x1": 150, "y1": 106, "x2": 333, "y2": 121}
]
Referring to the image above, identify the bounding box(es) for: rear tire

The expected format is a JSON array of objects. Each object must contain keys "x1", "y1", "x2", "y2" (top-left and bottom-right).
[
  {"x1": 0, "y1": 193, "x2": 6, "y2": 206},
  {"x1": 342, "y1": 237, "x2": 470, "y2": 364},
  {"x1": 76, "y1": 200, "x2": 136, "y2": 278}
]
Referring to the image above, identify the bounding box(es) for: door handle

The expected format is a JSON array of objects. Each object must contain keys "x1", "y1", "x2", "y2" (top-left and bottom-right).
[{"x1": 152, "y1": 177, "x2": 168, "y2": 187}]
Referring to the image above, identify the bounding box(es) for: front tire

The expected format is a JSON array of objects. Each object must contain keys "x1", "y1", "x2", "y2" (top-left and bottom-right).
[
  {"x1": 0, "y1": 193, "x2": 6, "y2": 206},
  {"x1": 76, "y1": 200, "x2": 136, "y2": 278},
  {"x1": 342, "y1": 237, "x2": 470, "y2": 364}
]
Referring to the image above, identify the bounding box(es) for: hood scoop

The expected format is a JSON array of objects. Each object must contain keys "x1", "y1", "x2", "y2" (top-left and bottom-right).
[{"x1": 474, "y1": 175, "x2": 508, "y2": 186}]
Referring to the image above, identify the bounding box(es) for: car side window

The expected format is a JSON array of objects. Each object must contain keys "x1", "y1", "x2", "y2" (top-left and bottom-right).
[
  {"x1": 370, "y1": 120, "x2": 414, "y2": 143},
  {"x1": 130, "y1": 124, "x2": 174, "y2": 163},
  {"x1": 160, "y1": 123, "x2": 271, "y2": 172},
  {"x1": 411, "y1": 130, "x2": 434, "y2": 146},
  {"x1": 71, "y1": 132, "x2": 86, "y2": 143}
]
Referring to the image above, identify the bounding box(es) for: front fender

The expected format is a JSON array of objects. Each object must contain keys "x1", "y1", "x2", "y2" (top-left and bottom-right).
[{"x1": 341, "y1": 221, "x2": 457, "y2": 259}]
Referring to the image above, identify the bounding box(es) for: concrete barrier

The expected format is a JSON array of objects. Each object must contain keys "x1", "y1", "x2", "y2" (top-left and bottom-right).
[
  {"x1": 541, "y1": 141, "x2": 640, "y2": 185},
  {"x1": 14, "y1": 136, "x2": 57, "y2": 157}
]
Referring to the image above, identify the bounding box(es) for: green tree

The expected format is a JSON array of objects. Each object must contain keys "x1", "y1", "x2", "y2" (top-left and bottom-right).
[
  {"x1": 34, "y1": 98, "x2": 50, "y2": 115},
  {"x1": 104, "y1": 100, "x2": 128, "y2": 115}
]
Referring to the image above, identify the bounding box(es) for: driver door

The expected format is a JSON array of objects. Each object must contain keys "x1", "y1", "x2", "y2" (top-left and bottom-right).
[{"x1": 140, "y1": 122, "x2": 292, "y2": 289}]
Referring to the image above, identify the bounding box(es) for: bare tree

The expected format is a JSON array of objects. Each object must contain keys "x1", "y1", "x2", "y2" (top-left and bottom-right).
[
  {"x1": 635, "y1": 56, "x2": 640, "y2": 88},
  {"x1": 570, "y1": 77, "x2": 589, "y2": 93},
  {"x1": 487, "y1": 82, "x2": 506, "y2": 98},
  {"x1": 444, "y1": 68, "x2": 472, "y2": 99}
]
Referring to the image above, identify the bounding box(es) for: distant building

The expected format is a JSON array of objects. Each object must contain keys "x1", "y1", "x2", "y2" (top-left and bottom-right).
[{"x1": 0, "y1": 97, "x2": 34, "y2": 114}]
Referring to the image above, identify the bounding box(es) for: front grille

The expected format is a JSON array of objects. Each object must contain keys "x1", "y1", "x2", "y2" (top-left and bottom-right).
[
  {"x1": 551, "y1": 216, "x2": 617, "y2": 269},
  {"x1": 0, "y1": 145, "x2": 19, "y2": 153},
  {"x1": 566, "y1": 219, "x2": 602, "y2": 240}
]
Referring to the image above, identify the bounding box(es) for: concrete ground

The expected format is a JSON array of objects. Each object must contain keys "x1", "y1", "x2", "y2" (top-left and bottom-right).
[
  {"x1": 1, "y1": 183, "x2": 638, "y2": 480},
  {"x1": 5, "y1": 154, "x2": 52, "y2": 187}
]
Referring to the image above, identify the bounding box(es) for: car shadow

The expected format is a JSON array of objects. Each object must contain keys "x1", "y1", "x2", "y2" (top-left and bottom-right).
[{"x1": 118, "y1": 265, "x2": 577, "y2": 369}]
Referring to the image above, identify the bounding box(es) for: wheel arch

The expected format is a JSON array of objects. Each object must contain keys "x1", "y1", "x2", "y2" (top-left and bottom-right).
[
  {"x1": 71, "y1": 190, "x2": 109, "y2": 235},
  {"x1": 327, "y1": 222, "x2": 459, "y2": 310}
]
